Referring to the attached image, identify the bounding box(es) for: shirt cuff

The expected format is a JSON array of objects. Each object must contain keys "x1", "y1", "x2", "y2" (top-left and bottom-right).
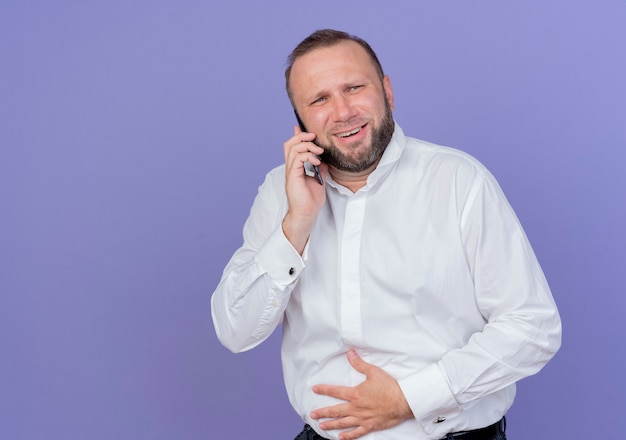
[
  {"x1": 397, "y1": 363, "x2": 461, "y2": 433},
  {"x1": 255, "y1": 226, "x2": 306, "y2": 286}
]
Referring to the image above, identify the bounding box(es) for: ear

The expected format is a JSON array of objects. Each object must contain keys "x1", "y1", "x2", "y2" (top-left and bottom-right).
[{"x1": 383, "y1": 75, "x2": 394, "y2": 111}]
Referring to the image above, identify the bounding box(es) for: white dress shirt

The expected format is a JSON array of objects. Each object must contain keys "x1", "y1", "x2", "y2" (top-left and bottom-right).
[{"x1": 211, "y1": 124, "x2": 561, "y2": 440}]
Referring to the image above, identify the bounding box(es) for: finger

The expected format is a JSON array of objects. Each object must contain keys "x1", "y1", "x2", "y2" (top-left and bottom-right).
[
  {"x1": 284, "y1": 138, "x2": 322, "y2": 166},
  {"x1": 310, "y1": 402, "x2": 351, "y2": 420},
  {"x1": 319, "y1": 415, "x2": 360, "y2": 431},
  {"x1": 286, "y1": 152, "x2": 324, "y2": 177},
  {"x1": 312, "y1": 384, "x2": 351, "y2": 400},
  {"x1": 284, "y1": 132, "x2": 318, "y2": 155},
  {"x1": 346, "y1": 350, "x2": 374, "y2": 376},
  {"x1": 338, "y1": 426, "x2": 369, "y2": 440}
]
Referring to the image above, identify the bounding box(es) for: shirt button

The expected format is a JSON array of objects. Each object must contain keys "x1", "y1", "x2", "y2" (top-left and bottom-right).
[
  {"x1": 288, "y1": 267, "x2": 295, "y2": 275},
  {"x1": 434, "y1": 417, "x2": 446, "y2": 424}
]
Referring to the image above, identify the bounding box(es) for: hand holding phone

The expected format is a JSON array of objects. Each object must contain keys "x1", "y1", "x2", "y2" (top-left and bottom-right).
[
  {"x1": 294, "y1": 110, "x2": 324, "y2": 185},
  {"x1": 282, "y1": 114, "x2": 326, "y2": 255}
]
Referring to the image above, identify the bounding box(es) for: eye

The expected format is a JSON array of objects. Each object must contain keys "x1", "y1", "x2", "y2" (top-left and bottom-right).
[
  {"x1": 311, "y1": 96, "x2": 327, "y2": 105},
  {"x1": 348, "y1": 85, "x2": 364, "y2": 93}
]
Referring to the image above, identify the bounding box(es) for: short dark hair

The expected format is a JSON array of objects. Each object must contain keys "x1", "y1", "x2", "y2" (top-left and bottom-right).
[{"x1": 285, "y1": 29, "x2": 385, "y2": 106}]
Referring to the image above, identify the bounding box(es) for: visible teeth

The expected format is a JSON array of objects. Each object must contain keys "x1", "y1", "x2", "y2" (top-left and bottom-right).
[{"x1": 338, "y1": 127, "x2": 361, "y2": 138}]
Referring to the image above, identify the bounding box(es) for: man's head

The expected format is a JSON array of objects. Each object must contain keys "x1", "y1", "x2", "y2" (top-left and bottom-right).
[
  {"x1": 285, "y1": 29, "x2": 395, "y2": 174},
  {"x1": 285, "y1": 29, "x2": 385, "y2": 106}
]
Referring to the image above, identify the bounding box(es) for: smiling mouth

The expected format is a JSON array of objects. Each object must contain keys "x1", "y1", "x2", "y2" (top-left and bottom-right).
[{"x1": 336, "y1": 125, "x2": 364, "y2": 138}]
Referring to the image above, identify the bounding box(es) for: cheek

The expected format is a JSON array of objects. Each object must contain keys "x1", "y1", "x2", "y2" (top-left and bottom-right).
[
  {"x1": 307, "y1": 111, "x2": 330, "y2": 136},
  {"x1": 370, "y1": 96, "x2": 389, "y2": 119},
  {"x1": 312, "y1": 108, "x2": 329, "y2": 125}
]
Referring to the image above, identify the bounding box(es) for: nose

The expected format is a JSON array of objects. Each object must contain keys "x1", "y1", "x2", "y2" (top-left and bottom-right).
[{"x1": 332, "y1": 95, "x2": 357, "y2": 122}]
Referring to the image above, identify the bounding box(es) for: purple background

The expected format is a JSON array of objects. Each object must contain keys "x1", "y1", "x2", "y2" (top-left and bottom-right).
[{"x1": 1, "y1": 1, "x2": 624, "y2": 438}]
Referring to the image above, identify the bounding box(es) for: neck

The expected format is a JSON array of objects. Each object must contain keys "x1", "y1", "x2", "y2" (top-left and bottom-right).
[{"x1": 329, "y1": 160, "x2": 379, "y2": 193}]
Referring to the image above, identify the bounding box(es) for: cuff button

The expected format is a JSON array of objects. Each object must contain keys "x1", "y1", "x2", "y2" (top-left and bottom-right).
[{"x1": 288, "y1": 267, "x2": 295, "y2": 275}]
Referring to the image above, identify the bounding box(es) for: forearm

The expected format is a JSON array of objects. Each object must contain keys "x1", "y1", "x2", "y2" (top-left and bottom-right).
[
  {"x1": 211, "y1": 226, "x2": 305, "y2": 353},
  {"x1": 399, "y1": 296, "x2": 561, "y2": 429}
]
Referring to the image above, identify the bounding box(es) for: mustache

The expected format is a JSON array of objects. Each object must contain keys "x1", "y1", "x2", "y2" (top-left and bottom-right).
[{"x1": 328, "y1": 118, "x2": 368, "y2": 133}]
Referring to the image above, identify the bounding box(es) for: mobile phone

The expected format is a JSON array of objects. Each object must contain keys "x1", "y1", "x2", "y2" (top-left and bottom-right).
[{"x1": 294, "y1": 110, "x2": 324, "y2": 185}]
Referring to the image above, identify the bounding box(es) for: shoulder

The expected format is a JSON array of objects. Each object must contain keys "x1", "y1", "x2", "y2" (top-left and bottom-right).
[
  {"x1": 254, "y1": 164, "x2": 288, "y2": 207},
  {"x1": 263, "y1": 163, "x2": 287, "y2": 188},
  {"x1": 390, "y1": 125, "x2": 490, "y2": 178},
  {"x1": 402, "y1": 135, "x2": 493, "y2": 184}
]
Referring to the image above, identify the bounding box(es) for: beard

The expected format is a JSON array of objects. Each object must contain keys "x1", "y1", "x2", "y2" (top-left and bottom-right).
[{"x1": 316, "y1": 97, "x2": 395, "y2": 173}]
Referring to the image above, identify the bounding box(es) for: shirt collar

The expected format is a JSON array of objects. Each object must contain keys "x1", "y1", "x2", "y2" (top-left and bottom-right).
[{"x1": 373, "y1": 121, "x2": 405, "y2": 173}]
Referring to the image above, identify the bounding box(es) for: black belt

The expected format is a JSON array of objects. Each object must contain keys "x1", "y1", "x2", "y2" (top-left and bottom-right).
[
  {"x1": 441, "y1": 417, "x2": 506, "y2": 440},
  {"x1": 297, "y1": 417, "x2": 505, "y2": 440}
]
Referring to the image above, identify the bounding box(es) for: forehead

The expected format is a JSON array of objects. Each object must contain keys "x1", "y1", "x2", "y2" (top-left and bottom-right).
[{"x1": 290, "y1": 41, "x2": 379, "y2": 98}]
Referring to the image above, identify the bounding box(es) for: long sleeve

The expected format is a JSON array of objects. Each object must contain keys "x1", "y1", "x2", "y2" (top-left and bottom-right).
[
  {"x1": 397, "y1": 162, "x2": 562, "y2": 432},
  {"x1": 211, "y1": 166, "x2": 305, "y2": 353}
]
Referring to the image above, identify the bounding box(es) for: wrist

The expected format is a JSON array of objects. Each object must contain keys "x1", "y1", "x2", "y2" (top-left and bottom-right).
[{"x1": 282, "y1": 212, "x2": 315, "y2": 255}]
